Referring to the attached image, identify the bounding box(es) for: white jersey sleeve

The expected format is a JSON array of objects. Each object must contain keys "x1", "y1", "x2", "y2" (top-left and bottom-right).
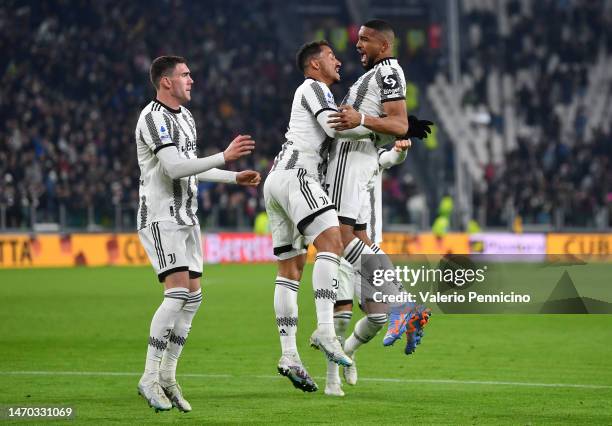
[
  {"x1": 376, "y1": 63, "x2": 406, "y2": 104},
  {"x1": 302, "y1": 80, "x2": 338, "y2": 117},
  {"x1": 141, "y1": 110, "x2": 175, "y2": 153}
]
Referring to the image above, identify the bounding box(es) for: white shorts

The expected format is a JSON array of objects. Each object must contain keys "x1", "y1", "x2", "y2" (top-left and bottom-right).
[
  {"x1": 264, "y1": 169, "x2": 339, "y2": 259},
  {"x1": 360, "y1": 168, "x2": 383, "y2": 244},
  {"x1": 326, "y1": 140, "x2": 379, "y2": 227},
  {"x1": 138, "y1": 221, "x2": 203, "y2": 282}
]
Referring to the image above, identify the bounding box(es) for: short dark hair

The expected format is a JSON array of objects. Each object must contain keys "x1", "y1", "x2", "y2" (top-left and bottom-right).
[
  {"x1": 295, "y1": 40, "x2": 331, "y2": 73},
  {"x1": 363, "y1": 19, "x2": 395, "y2": 41},
  {"x1": 149, "y1": 55, "x2": 186, "y2": 90}
]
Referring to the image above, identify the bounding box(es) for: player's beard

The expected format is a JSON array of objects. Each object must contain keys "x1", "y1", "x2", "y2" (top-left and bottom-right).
[{"x1": 361, "y1": 54, "x2": 375, "y2": 71}]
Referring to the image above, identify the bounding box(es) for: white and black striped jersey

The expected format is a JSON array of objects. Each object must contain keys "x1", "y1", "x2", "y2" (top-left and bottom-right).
[
  {"x1": 339, "y1": 57, "x2": 406, "y2": 146},
  {"x1": 135, "y1": 99, "x2": 200, "y2": 230},
  {"x1": 271, "y1": 78, "x2": 338, "y2": 183}
]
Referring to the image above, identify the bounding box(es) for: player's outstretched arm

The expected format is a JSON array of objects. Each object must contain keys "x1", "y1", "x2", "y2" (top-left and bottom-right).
[
  {"x1": 196, "y1": 169, "x2": 261, "y2": 186},
  {"x1": 156, "y1": 134, "x2": 255, "y2": 179},
  {"x1": 378, "y1": 139, "x2": 410, "y2": 169}
]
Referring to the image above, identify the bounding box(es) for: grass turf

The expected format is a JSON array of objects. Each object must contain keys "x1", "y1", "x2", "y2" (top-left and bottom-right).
[{"x1": 1, "y1": 264, "x2": 611, "y2": 424}]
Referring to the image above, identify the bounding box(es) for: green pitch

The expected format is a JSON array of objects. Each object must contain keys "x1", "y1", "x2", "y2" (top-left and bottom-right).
[{"x1": 1, "y1": 265, "x2": 611, "y2": 424}]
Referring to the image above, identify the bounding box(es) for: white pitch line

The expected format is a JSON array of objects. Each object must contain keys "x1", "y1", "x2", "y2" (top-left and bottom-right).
[{"x1": 1, "y1": 371, "x2": 611, "y2": 390}]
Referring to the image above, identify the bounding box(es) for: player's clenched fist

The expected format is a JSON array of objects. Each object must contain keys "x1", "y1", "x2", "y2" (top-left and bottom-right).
[
  {"x1": 236, "y1": 170, "x2": 261, "y2": 187},
  {"x1": 224, "y1": 134, "x2": 256, "y2": 162},
  {"x1": 394, "y1": 139, "x2": 411, "y2": 152}
]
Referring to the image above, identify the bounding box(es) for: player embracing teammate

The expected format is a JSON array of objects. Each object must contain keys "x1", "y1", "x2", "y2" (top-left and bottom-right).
[{"x1": 266, "y1": 20, "x2": 434, "y2": 395}]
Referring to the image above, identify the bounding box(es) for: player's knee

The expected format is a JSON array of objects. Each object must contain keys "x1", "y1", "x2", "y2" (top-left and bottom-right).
[
  {"x1": 339, "y1": 225, "x2": 355, "y2": 247},
  {"x1": 277, "y1": 256, "x2": 305, "y2": 281},
  {"x1": 313, "y1": 227, "x2": 343, "y2": 255}
]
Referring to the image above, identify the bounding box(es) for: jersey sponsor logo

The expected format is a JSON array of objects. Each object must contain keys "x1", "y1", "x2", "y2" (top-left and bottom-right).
[
  {"x1": 383, "y1": 88, "x2": 401, "y2": 95},
  {"x1": 181, "y1": 140, "x2": 197, "y2": 152},
  {"x1": 383, "y1": 75, "x2": 397, "y2": 88}
]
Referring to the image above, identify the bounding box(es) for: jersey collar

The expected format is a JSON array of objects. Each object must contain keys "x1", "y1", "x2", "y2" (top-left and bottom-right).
[
  {"x1": 372, "y1": 57, "x2": 397, "y2": 67},
  {"x1": 154, "y1": 98, "x2": 181, "y2": 114}
]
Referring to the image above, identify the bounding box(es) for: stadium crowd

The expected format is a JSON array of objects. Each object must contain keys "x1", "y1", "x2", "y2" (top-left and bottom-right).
[
  {"x1": 1, "y1": 0, "x2": 610, "y2": 230},
  {"x1": 463, "y1": 0, "x2": 612, "y2": 228},
  {"x1": 0, "y1": 0, "x2": 423, "y2": 230}
]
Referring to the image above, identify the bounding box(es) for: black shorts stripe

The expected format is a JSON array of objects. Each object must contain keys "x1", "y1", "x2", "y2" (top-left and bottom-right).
[
  {"x1": 297, "y1": 169, "x2": 318, "y2": 210},
  {"x1": 354, "y1": 223, "x2": 367, "y2": 231},
  {"x1": 301, "y1": 169, "x2": 318, "y2": 208},
  {"x1": 151, "y1": 222, "x2": 165, "y2": 269},
  {"x1": 297, "y1": 204, "x2": 336, "y2": 235},
  {"x1": 335, "y1": 299, "x2": 354, "y2": 308},
  {"x1": 332, "y1": 141, "x2": 351, "y2": 209}
]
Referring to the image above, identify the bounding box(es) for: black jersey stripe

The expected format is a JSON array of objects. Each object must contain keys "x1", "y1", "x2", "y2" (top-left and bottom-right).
[
  {"x1": 144, "y1": 112, "x2": 163, "y2": 147},
  {"x1": 172, "y1": 179, "x2": 187, "y2": 225},
  {"x1": 285, "y1": 150, "x2": 299, "y2": 170},
  {"x1": 185, "y1": 176, "x2": 196, "y2": 226},
  {"x1": 139, "y1": 195, "x2": 148, "y2": 230},
  {"x1": 301, "y1": 95, "x2": 312, "y2": 114},
  {"x1": 352, "y1": 72, "x2": 375, "y2": 111},
  {"x1": 310, "y1": 81, "x2": 329, "y2": 111}
]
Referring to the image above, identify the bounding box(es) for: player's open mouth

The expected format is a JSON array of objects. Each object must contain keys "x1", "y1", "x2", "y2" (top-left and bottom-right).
[{"x1": 360, "y1": 53, "x2": 367, "y2": 63}]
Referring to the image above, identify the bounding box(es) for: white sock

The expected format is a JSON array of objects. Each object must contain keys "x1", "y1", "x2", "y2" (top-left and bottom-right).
[
  {"x1": 274, "y1": 277, "x2": 299, "y2": 355},
  {"x1": 344, "y1": 313, "x2": 387, "y2": 356},
  {"x1": 327, "y1": 310, "x2": 352, "y2": 383},
  {"x1": 142, "y1": 287, "x2": 188, "y2": 384},
  {"x1": 160, "y1": 289, "x2": 202, "y2": 384},
  {"x1": 312, "y1": 252, "x2": 340, "y2": 335}
]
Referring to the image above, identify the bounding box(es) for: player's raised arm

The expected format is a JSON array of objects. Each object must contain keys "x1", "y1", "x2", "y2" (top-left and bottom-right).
[
  {"x1": 378, "y1": 139, "x2": 410, "y2": 169},
  {"x1": 155, "y1": 134, "x2": 255, "y2": 180}
]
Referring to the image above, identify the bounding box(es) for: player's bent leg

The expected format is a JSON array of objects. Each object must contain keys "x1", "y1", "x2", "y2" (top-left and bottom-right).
[
  {"x1": 307, "y1": 221, "x2": 352, "y2": 367},
  {"x1": 274, "y1": 253, "x2": 317, "y2": 392}
]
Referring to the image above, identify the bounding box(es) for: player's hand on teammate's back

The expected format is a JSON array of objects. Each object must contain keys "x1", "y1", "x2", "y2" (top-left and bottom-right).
[
  {"x1": 236, "y1": 170, "x2": 261, "y2": 187},
  {"x1": 394, "y1": 139, "x2": 412, "y2": 152},
  {"x1": 224, "y1": 134, "x2": 256, "y2": 162},
  {"x1": 328, "y1": 104, "x2": 361, "y2": 130},
  {"x1": 406, "y1": 115, "x2": 433, "y2": 139}
]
